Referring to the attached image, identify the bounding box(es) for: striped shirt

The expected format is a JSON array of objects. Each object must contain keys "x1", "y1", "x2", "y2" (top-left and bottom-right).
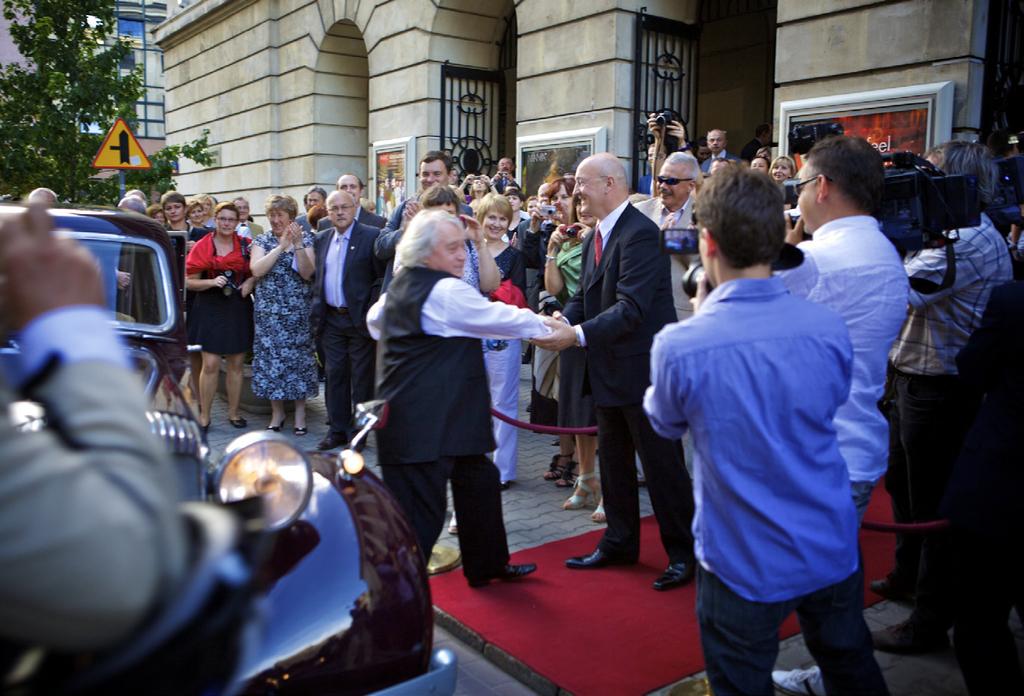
[{"x1": 890, "y1": 214, "x2": 1013, "y2": 376}]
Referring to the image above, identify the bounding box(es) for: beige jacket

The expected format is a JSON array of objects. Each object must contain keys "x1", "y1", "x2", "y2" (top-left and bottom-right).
[
  {"x1": 635, "y1": 196, "x2": 696, "y2": 322},
  {"x1": 0, "y1": 361, "x2": 187, "y2": 651}
]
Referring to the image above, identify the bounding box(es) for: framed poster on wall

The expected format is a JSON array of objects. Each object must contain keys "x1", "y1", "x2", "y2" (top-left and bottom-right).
[
  {"x1": 778, "y1": 82, "x2": 955, "y2": 161},
  {"x1": 370, "y1": 136, "x2": 416, "y2": 221},
  {"x1": 516, "y1": 127, "x2": 608, "y2": 198}
]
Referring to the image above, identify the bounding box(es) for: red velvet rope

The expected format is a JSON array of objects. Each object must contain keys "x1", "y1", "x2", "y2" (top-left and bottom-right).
[
  {"x1": 860, "y1": 519, "x2": 951, "y2": 534},
  {"x1": 491, "y1": 407, "x2": 953, "y2": 534},
  {"x1": 489, "y1": 408, "x2": 598, "y2": 435}
]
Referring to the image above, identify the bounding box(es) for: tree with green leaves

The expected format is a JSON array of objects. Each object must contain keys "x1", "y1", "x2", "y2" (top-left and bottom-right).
[{"x1": 0, "y1": 0, "x2": 211, "y2": 203}]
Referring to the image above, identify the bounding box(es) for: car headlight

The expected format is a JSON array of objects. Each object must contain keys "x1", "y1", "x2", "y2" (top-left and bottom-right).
[{"x1": 215, "y1": 432, "x2": 313, "y2": 530}]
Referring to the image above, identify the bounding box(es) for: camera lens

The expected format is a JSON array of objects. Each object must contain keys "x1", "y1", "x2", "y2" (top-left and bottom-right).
[{"x1": 682, "y1": 264, "x2": 706, "y2": 299}]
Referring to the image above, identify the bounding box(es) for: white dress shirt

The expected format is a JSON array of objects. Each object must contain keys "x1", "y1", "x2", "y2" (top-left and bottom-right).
[
  {"x1": 366, "y1": 275, "x2": 551, "y2": 341},
  {"x1": 573, "y1": 198, "x2": 631, "y2": 347},
  {"x1": 779, "y1": 215, "x2": 909, "y2": 483}
]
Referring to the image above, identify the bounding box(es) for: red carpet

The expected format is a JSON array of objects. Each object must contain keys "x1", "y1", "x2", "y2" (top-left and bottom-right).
[{"x1": 431, "y1": 488, "x2": 897, "y2": 695}]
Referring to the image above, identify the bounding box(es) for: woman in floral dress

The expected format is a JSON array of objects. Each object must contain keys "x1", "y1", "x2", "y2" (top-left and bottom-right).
[{"x1": 249, "y1": 194, "x2": 318, "y2": 434}]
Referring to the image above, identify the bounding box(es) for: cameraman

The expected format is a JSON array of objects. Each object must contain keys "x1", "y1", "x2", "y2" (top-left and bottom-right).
[
  {"x1": 875, "y1": 140, "x2": 1013, "y2": 654},
  {"x1": 772, "y1": 135, "x2": 908, "y2": 695},
  {"x1": 643, "y1": 167, "x2": 887, "y2": 696}
]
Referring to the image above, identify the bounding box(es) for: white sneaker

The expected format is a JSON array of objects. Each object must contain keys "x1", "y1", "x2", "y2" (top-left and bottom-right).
[{"x1": 772, "y1": 666, "x2": 825, "y2": 696}]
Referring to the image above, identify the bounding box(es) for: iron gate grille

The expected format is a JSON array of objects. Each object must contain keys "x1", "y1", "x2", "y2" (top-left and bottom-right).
[
  {"x1": 982, "y1": 0, "x2": 1024, "y2": 136},
  {"x1": 632, "y1": 11, "x2": 700, "y2": 187},
  {"x1": 440, "y1": 64, "x2": 504, "y2": 177}
]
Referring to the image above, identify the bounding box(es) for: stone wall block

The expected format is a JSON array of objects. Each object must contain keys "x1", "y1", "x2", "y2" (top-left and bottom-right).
[
  {"x1": 517, "y1": 12, "x2": 632, "y2": 78},
  {"x1": 516, "y1": 62, "x2": 631, "y2": 122},
  {"x1": 367, "y1": 64, "x2": 433, "y2": 107},
  {"x1": 515, "y1": 0, "x2": 617, "y2": 34},
  {"x1": 365, "y1": 29, "x2": 431, "y2": 76},
  {"x1": 427, "y1": 35, "x2": 497, "y2": 69}
]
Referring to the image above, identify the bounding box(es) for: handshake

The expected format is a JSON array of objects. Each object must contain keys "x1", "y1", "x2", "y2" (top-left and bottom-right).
[{"x1": 531, "y1": 310, "x2": 579, "y2": 352}]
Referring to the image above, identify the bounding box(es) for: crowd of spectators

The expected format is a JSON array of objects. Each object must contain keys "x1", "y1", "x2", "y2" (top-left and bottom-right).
[{"x1": 18, "y1": 117, "x2": 1023, "y2": 694}]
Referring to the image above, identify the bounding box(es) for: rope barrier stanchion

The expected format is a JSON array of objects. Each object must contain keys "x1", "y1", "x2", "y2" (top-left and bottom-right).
[
  {"x1": 860, "y1": 519, "x2": 951, "y2": 534},
  {"x1": 489, "y1": 408, "x2": 598, "y2": 436}
]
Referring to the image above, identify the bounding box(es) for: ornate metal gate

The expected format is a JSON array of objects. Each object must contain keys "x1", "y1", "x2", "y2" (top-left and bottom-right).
[
  {"x1": 982, "y1": 0, "x2": 1024, "y2": 137},
  {"x1": 440, "y1": 64, "x2": 504, "y2": 177},
  {"x1": 631, "y1": 11, "x2": 700, "y2": 186}
]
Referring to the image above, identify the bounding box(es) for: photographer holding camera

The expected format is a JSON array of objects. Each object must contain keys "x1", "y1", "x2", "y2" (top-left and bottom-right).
[
  {"x1": 873, "y1": 140, "x2": 1013, "y2": 654},
  {"x1": 644, "y1": 167, "x2": 887, "y2": 696},
  {"x1": 644, "y1": 111, "x2": 690, "y2": 197}
]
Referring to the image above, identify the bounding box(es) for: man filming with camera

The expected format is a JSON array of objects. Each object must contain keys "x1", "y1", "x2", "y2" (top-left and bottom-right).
[
  {"x1": 644, "y1": 167, "x2": 888, "y2": 696},
  {"x1": 872, "y1": 140, "x2": 1013, "y2": 655}
]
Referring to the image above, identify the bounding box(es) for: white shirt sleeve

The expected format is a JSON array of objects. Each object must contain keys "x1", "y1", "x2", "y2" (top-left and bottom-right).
[
  {"x1": 366, "y1": 293, "x2": 386, "y2": 340},
  {"x1": 3, "y1": 306, "x2": 129, "y2": 388},
  {"x1": 423, "y1": 278, "x2": 552, "y2": 339}
]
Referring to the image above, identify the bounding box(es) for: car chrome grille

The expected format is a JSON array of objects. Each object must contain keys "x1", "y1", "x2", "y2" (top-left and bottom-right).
[{"x1": 146, "y1": 411, "x2": 204, "y2": 458}]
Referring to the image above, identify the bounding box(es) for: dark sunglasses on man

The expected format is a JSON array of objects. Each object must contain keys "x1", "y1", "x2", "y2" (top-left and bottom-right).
[{"x1": 657, "y1": 176, "x2": 694, "y2": 186}]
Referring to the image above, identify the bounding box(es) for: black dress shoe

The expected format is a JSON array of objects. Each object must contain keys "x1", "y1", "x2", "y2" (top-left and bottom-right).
[
  {"x1": 652, "y1": 561, "x2": 695, "y2": 591},
  {"x1": 869, "y1": 573, "x2": 915, "y2": 603},
  {"x1": 316, "y1": 433, "x2": 347, "y2": 451},
  {"x1": 872, "y1": 619, "x2": 949, "y2": 654},
  {"x1": 467, "y1": 563, "x2": 537, "y2": 587},
  {"x1": 565, "y1": 548, "x2": 635, "y2": 570}
]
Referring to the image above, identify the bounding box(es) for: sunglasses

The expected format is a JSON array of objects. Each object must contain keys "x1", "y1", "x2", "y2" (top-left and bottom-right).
[
  {"x1": 657, "y1": 176, "x2": 694, "y2": 186},
  {"x1": 793, "y1": 173, "x2": 833, "y2": 194}
]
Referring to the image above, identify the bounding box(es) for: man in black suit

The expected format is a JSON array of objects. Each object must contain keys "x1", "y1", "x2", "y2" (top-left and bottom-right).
[
  {"x1": 317, "y1": 174, "x2": 387, "y2": 232},
  {"x1": 533, "y1": 153, "x2": 696, "y2": 591},
  {"x1": 310, "y1": 190, "x2": 385, "y2": 450},
  {"x1": 941, "y1": 280, "x2": 1024, "y2": 695}
]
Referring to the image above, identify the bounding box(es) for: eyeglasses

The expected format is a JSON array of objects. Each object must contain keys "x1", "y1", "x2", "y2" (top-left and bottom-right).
[
  {"x1": 657, "y1": 176, "x2": 694, "y2": 186},
  {"x1": 215, "y1": 216, "x2": 238, "y2": 223},
  {"x1": 328, "y1": 205, "x2": 355, "y2": 213},
  {"x1": 793, "y1": 173, "x2": 833, "y2": 194}
]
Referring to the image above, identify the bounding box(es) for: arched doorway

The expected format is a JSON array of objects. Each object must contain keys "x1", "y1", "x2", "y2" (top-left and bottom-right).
[{"x1": 314, "y1": 20, "x2": 370, "y2": 185}]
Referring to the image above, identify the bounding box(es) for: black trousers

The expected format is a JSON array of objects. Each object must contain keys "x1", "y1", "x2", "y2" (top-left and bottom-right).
[
  {"x1": 884, "y1": 369, "x2": 980, "y2": 631},
  {"x1": 595, "y1": 403, "x2": 695, "y2": 565},
  {"x1": 381, "y1": 454, "x2": 510, "y2": 583},
  {"x1": 322, "y1": 312, "x2": 376, "y2": 438},
  {"x1": 951, "y1": 527, "x2": 1024, "y2": 695}
]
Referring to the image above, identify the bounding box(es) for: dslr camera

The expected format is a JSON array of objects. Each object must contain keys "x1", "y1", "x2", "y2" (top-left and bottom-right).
[
  {"x1": 221, "y1": 269, "x2": 241, "y2": 296},
  {"x1": 648, "y1": 109, "x2": 685, "y2": 155}
]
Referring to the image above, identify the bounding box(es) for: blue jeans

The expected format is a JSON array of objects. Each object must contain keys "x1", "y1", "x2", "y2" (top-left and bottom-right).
[{"x1": 696, "y1": 565, "x2": 888, "y2": 696}]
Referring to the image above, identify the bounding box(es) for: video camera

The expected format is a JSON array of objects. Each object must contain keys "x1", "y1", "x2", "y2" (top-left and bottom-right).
[
  {"x1": 781, "y1": 124, "x2": 982, "y2": 253},
  {"x1": 987, "y1": 155, "x2": 1024, "y2": 227}
]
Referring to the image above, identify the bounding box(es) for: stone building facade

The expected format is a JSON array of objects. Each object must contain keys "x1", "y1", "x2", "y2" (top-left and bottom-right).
[{"x1": 154, "y1": 0, "x2": 1018, "y2": 221}]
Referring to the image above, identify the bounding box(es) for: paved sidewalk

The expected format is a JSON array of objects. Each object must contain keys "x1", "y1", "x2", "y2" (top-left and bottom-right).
[{"x1": 205, "y1": 366, "x2": 1021, "y2": 696}]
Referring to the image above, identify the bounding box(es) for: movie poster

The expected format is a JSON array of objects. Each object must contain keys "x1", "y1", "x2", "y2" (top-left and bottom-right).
[
  {"x1": 521, "y1": 142, "x2": 592, "y2": 200},
  {"x1": 793, "y1": 106, "x2": 930, "y2": 166},
  {"x1": 375, "y1": 149, "x2": 407, "y2": 220}
]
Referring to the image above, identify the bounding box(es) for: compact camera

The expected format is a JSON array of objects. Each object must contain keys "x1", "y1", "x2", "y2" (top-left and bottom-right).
[{"x1": 539, "y1": 204, "x2": 558, "y2": 217}]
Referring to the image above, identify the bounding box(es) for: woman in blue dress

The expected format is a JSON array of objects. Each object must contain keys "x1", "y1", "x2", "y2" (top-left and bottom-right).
[{"x1": 249, "y1": 194, "x2": 319, "y2": 435}]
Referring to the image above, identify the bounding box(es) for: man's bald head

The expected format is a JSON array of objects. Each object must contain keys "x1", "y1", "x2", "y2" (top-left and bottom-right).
[
  {"x1": 573, "y1": 153, "x2": 629, "y2": 219},
  {"x1": 26, "y1": 188, "x2": 57, "y2": 207}
]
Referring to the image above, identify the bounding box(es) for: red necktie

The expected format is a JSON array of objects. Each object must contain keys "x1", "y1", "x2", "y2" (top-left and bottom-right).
[{"x1": 593, "y1": 223, "x2": 603, "y2": 265}]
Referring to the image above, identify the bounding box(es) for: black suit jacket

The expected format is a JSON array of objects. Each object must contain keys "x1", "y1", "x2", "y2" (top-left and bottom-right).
[
  {"x1": 310, "y1": 221, "x2": 385, "y2": 338},
  {"x1": 562, "y1": 203, "x2": 677, "y2": 407},
  {"x1": 941, "y1": 281, "x2": 1024, "y2": 538},
  {"x1": 317, "y1": 208, "x2": 387, "y2": 233}
]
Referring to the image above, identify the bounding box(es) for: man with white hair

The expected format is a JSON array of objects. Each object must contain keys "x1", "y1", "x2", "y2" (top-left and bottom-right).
[
  {"x1": 635, "y1": 151, "x2": 701, "y2": 321},
  {"x1": 26, "y1": 188, "x2": 57, "y2": 207},
  {"x1": 366, "y1": 210, "x2": 552, "y2": 588},
  {"x1": 117, "y1": 196, "x2": 147, "y2": 214}
]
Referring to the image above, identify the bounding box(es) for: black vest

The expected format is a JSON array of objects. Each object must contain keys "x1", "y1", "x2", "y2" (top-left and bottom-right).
[{"x1": 376, "y1": 267, "x2": 495, "y2": 464}]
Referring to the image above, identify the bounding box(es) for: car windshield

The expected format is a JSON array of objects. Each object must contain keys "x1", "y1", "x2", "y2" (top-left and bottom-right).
[{"x1": 75, "y1": 236, "x2": 170, "y2": 329}]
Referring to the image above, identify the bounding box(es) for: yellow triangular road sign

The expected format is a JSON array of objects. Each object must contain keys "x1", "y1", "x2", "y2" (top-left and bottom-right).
[{"x1": 92, "y1": 118, "x2": 152, "y2": 170}]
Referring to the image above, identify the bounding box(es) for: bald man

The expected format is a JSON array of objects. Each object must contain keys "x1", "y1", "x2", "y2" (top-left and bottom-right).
[
  {"x1": 533, "y1": 153, "x2": 696, "y2": 591},
  {"x1": 26, "y1": 188, "x2": 57, "y2": 207}
]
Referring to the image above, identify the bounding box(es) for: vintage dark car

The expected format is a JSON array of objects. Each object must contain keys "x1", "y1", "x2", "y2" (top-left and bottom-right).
[{"x1": 0, "y1": 206, "x2": 456, "y2": 695}]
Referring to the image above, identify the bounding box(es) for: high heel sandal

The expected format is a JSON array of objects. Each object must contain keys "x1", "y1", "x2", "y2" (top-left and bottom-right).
[
  {"x1": 543, "y1": 453, "x2": 576, "y2": 481},
  {"x1": 563, "y1": 472, "x2": 599, "y2": 510},
  {"x1": 591, "y1": 501, "x2": 606, "y2": 523}
]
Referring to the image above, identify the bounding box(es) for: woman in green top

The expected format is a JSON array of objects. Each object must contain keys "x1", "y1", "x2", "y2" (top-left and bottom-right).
[{"x1": 543, "y1": 193, "x2": 603, "y2": 522}]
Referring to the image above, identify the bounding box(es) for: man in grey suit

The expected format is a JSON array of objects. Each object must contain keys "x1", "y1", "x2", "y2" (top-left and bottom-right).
[
  {"x1": 317, "y1": 174, "x2": 387, "y2": 231},
  {"x1": 0, "y1": 205, "x2": 187, "y2": 652},
  {"x1": 700, "y1": 129, "x2": 741, "y2": 173},
  {"x1": 635, "y1": 151, "x2": 701, "y2": 321}
]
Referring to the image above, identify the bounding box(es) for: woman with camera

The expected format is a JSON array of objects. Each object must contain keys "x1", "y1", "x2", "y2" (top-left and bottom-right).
[
  {"x1": 249, "y1": 195, "x2": 319, "y2": 434},
  {"x1": 185, "y1": 201, "x2": 255, "y2": 432},
  {"x1": 543, "y1": 192, "x2": 602, "y2": 521}
]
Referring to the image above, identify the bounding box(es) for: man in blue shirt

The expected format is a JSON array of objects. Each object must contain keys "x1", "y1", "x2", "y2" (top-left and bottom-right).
[{"x1": 643, "y1": 168, "x2": 887, "y2": 696}]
